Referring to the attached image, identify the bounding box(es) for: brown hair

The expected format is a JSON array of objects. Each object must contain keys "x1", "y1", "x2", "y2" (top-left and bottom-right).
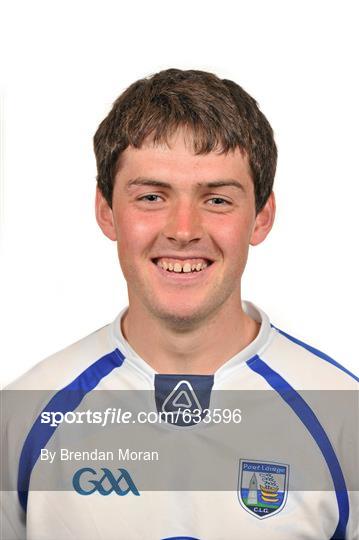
[{"x1": 94, "y1": 68, "x2": 277, "y2": 213}]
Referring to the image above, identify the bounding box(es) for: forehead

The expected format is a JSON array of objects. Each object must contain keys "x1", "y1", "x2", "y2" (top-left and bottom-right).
[{"x1": 115, "y1": 131, "x2": 253, "y2": 189}]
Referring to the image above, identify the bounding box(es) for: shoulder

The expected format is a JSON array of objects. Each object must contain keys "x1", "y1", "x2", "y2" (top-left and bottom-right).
[
  {"x1": 4, "y1": 321, "x2": 118, "y2": 391},
  {"x1": 256, "y1": 325, "x2": 358, "y2": 390},
  {"x1": 2, "y1": 321, "x2": 123, "y2": 478}
]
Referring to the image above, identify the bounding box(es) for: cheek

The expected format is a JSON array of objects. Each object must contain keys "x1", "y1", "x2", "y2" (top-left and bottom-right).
[
  {"x1": 208, "y1": 216, "x2": 253, "y2": 257},
  {"x1": 115, "y1": 209, "x2": 158, "y2": 259}
]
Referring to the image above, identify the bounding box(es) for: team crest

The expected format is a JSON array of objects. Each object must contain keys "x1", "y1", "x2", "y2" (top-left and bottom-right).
[{"x1": 238, "y1": 459, "x2": 289, "y2": 519}]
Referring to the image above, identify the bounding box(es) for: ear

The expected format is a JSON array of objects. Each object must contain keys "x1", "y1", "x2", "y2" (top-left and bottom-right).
[
  {"x1": 95, "y1": 187, "x2": 117, "y2": 241},
  {"x1": 250, "y1": 191, "x2": 276, "y2": 246}
]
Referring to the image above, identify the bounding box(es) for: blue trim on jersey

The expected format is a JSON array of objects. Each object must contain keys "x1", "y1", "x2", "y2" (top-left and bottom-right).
[
  {"x1": 17, "y1": 348, "x2": 125, "y2": 512},
  {"x1": 273, "y1": 325, "x2": 359, "y2": 382},
  {"x1": 247, "y1": 355, "x2": 349, "y2": 540}
]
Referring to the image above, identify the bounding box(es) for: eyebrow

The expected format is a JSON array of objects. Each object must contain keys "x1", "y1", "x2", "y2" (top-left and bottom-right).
[{"x1": 125, "y1": 177, "x2": 245, "y2": 191}]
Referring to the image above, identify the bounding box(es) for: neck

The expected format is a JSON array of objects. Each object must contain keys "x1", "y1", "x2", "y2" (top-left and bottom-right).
[{"x1": 121, "y1": 296, "x2": 260, "y2": 375}]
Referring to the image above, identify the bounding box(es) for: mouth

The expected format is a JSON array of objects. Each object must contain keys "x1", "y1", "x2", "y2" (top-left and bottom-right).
[
  {"x1": 150, "y1": 257, "x2": 215, "y2": 281},
  {"x1": 151, "y1": 257, "x2": 214, "y2": 272}
]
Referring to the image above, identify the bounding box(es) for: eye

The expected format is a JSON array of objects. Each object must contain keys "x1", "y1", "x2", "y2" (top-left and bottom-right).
[
  {"x1": 207, "y1": 197, "x2": 231, "y2": 206},
  {"x1": 137, "y1": 194, "x2": 163, "y2": 202}
]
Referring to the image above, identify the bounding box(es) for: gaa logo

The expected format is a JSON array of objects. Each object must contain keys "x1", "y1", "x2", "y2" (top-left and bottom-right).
[{"x1": 73, "y1": 467, "x2": 140, "y2": 496}]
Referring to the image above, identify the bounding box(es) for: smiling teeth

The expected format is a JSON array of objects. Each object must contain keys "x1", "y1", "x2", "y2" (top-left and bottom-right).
[{"x1": 156, "y1": 259, "x2": 209, "y2": 273}]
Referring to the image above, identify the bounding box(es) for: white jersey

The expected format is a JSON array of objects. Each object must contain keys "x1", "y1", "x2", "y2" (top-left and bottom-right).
[{"x1": 1, "y1": 301, "x2": 358, "y2": 540}]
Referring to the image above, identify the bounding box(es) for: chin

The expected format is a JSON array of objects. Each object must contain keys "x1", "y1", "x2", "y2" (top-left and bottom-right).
[{"x1": 146, "y1": 300, "x2": 214, "y2": 330}]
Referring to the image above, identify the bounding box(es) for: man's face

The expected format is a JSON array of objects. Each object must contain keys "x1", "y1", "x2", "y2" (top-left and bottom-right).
[{"x1": 96, "y1": 131, "x2": 275, "y2": 326}]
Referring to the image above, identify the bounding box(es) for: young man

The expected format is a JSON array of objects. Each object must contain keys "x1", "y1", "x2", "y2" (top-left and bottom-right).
[{"x1": 1, "y1": 69, "x2": 358, "y2": 539}]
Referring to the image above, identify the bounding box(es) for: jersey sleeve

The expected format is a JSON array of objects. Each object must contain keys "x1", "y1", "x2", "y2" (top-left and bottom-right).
[{"x1": 1, "y1": 403, "x2": 26, "y2": 540}]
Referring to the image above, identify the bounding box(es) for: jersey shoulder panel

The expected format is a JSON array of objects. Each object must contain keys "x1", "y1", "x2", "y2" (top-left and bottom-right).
[
  {"x1": 259, "y1": 326, "x2": 358, "y2": 390},
  {"x1": 5, "y1": 322, "x2": 116, "y2": 391}
]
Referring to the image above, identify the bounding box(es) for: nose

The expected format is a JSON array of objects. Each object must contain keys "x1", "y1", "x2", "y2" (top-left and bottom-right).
[{"x1": 163, "y1": 199, "x2": 203, "y2": 246}]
